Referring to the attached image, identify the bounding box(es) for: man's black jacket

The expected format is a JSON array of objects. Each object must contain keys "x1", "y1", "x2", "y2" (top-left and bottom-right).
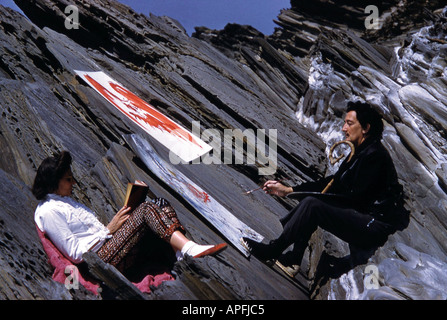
[{"x1": 292, "y1": 137, "x2": 406, "y2": 225}]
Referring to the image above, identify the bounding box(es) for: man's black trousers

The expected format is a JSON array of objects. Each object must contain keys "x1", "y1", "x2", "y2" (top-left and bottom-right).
[{"x1": 277, "y1": 196, "x2": 394, "y2": 265}]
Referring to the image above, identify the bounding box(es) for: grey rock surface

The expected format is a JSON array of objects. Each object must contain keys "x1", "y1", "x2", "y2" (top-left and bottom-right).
[{"x1": 0, "y1": 0, "x2": 446, "y2": 300}]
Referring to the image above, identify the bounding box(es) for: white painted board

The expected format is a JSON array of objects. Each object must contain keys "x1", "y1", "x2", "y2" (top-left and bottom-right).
[
  {"x1": 75, "y1": 70, "x2": 212, "y2": 163},
  {"x1": 127, "y1": 134, "x2": 264, "y2": 257}
]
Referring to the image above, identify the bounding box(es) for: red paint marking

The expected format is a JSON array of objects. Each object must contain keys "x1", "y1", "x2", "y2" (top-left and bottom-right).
[
  {"x1": 187, "y1": 184, "x2": 211, "y2": 203},
  {"x1": 84, "y1": 74, "x2": 202, "y2": 148}
]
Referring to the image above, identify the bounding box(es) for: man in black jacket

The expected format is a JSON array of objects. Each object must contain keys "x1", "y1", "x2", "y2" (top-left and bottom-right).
[{"x1": 243, "y1": 101, "x2": 406, "y2": 276}]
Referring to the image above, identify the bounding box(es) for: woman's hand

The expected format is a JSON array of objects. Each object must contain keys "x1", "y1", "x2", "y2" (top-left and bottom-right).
[
  {"x1": 107, "y1": 206, "x2": 132, "y2": 234},
  {"x1": 263, "y1": 180, "x2": 293, "y2": 198}
]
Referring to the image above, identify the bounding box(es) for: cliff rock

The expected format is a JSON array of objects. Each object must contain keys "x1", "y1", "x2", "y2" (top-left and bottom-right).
[{"x1": 0, "y1": 0, "x2": 446, "y2": 300}]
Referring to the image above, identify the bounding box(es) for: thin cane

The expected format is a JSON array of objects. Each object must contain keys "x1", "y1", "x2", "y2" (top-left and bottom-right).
[{"x1": 321, "y1": 140, "x2": 355, "y2": 194}]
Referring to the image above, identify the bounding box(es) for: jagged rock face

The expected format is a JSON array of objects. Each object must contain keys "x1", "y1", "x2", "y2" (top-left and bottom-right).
[
  {"x1": 269, "y1": 1, "x2": 447, "y2": 299},
  {"x1": 0, "y1": 0, "x2": 317, "y2": 300},
  {"x1": 0, "y1": 0, "x2": 446, "y2": 300}
]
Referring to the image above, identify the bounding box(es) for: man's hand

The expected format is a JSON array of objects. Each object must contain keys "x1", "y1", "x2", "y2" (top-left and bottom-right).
[
  {"x1": 107, "y1": 206, "x2": 132, "y2": 234},
  {"x1": 263, "y1": 180, "x2": 293, "y2": 197}
]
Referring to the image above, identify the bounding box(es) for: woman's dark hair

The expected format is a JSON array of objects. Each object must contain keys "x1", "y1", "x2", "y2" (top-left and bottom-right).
[
  {"x1": 346, "y1": 101, "x2": 384, "y2": 140},
  {"x1": 32, "y1": 151, "x2": 72, "y2": 200}
]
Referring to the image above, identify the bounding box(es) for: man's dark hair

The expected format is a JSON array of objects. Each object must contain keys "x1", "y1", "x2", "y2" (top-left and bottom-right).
[
  {"x1": 32, "y1": 151, "x2": 72, "y2": 200},
  {"x1": 347, "y1": 101, "x2": 383, "y2": 140}
]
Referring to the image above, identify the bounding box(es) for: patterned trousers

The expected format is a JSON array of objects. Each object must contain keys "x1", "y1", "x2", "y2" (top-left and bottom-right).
[{"x1": 96, "y1": 198, "x2": 185, "y2": 271}]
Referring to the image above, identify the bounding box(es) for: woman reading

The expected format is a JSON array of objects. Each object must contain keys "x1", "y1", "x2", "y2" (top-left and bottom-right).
[{"x1": 32, "y1": 151, "x2": 226, "y2": 273}]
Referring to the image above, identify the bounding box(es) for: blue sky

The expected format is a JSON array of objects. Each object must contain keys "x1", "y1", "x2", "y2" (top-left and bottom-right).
[
  {"x1": 121, "y1": 0, "x2": 290, "y2": 35},
  {"x1": 1, "y1": 0, "x2": 290, "y2": 35}
]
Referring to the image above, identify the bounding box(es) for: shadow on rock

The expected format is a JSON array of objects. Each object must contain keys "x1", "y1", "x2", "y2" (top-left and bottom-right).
[{"x1": 310, "y1": 206, "x2": 410, "y2": 298}]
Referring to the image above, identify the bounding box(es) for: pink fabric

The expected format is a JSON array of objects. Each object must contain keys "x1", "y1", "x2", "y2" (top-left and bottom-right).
[{"x1": 36, "y1": 226, "x2": 174, "y2": 295}]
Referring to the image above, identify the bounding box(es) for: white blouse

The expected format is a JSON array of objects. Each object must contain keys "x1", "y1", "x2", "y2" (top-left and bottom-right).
[{"x1": 35, "y1": 194, "x2": 112, "y2": 264}]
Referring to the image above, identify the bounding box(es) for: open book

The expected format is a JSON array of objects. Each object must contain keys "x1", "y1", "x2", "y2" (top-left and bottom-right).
[{"x1": 124, "y1": 180, "x2": 154, "y2": 211}]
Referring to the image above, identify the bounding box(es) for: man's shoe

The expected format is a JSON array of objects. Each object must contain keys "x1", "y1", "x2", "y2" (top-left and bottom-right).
[
  {"x1": 275, "y1": 253, "x2": 300, "y2": 278},
  {"x1": 275, "y1": 261, "x2": 300, "y2": 278},
  {"x1": 241, "y1": 237, "x2": 282, "y2": 261}
]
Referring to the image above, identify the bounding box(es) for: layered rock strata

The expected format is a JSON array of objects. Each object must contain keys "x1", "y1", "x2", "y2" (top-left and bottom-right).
[{"x1": 0, "y1": 0, "x2": 446, "y2": 300}]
